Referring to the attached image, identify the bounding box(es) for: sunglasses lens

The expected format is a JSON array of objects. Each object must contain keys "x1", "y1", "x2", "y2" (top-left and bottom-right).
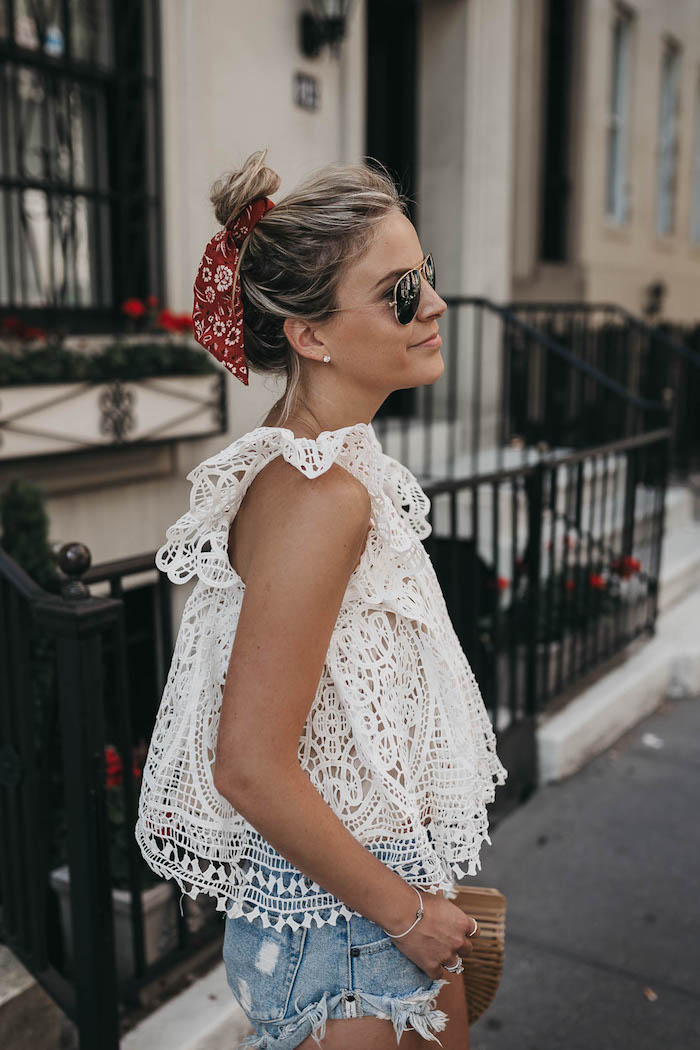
[
  {"x1": 425, "y1": 254, "x2": 436, "y2": 288},
  {"x1": 396, "y1": 268, "x2": 421, "y2": 324}
]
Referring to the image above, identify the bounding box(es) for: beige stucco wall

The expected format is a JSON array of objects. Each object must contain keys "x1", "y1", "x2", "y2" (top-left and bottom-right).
[{"x1": 513, "y1": 0, "x2": 700, "y2": 317}]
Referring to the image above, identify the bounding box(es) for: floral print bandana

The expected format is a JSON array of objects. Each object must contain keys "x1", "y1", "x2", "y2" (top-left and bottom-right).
[{"x1": 192, "y1": 196, "x2": 276, "y2": 385}]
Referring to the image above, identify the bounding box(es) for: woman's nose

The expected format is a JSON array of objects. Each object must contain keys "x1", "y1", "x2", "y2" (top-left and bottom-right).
[{"x1": 417, "y1": 278, "x2": 447, "y2": 319}]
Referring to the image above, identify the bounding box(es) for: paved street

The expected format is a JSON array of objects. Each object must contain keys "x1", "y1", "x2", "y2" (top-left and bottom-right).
[{"x1": 468, "y1": 693, "x2": 700, "y2": 1050}]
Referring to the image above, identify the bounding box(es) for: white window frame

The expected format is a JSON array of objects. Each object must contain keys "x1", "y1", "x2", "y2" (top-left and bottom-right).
[
  {"x1": 656, "y1": 38, "x2": 682, "y2": 237},
  {"x1": 605, "y1": 5, "x2": 634, "y2": 224},
  {"x1": 691, "y1": 73, "x2": 700, "y2": 244}
]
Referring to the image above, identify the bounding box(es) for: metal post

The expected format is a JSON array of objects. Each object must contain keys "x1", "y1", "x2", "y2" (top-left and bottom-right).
[
  {"x1": 525, "y1": 463, "x2": 544, "y2": 717},
  {"x1": 34, "y1": 543, "x2": 121, "y2": 1050}
]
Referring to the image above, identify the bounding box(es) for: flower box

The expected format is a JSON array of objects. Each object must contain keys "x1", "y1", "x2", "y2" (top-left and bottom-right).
[
  {"x1": 49, "y1": 865, "x2": 207, "y2": 983},
  {"x1": 0, "y1": 374, "x2": 224, "y2": 461}
]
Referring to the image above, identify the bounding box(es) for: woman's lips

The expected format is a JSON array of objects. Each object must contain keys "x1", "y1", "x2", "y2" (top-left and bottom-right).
[{"x1": 411, "y1": 332, "x2": 442, "y2": 349}]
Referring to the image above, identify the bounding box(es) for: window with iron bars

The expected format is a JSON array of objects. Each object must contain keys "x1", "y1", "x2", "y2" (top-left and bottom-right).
[{"x1": 0, "y1": 0, "x2": 164, "y2": 333}]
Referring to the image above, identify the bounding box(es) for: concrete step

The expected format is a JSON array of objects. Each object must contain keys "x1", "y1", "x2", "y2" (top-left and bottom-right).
[
  {"x1": 658, "y1": 519, "x2": 700, "y2": 612},
  {"x1": 536, "y1": 580, "x2": 700, "y2": 785},
  {"x1": 121, "y1": 955, "x2": 252, "y2": 1050},
  {"x1": 0, "y1": 945, "x2": 77, "y2": 1050},
  {"x1": 662, "y1": 483, "x2": 696, "y2": 533}
]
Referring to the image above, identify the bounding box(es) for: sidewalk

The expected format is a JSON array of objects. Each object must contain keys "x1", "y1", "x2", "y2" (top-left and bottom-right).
[{"x1": 469, "y1": 692, "x2": 700, "y2": 1050}]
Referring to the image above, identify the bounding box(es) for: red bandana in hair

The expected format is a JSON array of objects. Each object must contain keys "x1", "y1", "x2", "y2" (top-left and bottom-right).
[{"x1": 192, "y1": 196, "x2": 276, "y2": 384}]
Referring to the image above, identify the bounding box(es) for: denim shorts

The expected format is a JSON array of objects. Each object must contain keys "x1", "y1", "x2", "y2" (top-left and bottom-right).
[{"x1": 222, "y1": 901, "x2": 451, "y2": 1049}]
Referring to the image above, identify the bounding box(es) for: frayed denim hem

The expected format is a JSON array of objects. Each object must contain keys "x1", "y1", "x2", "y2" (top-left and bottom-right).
[{"x1": 238, "y1": 977, "x2": 451, "y2": 1049}]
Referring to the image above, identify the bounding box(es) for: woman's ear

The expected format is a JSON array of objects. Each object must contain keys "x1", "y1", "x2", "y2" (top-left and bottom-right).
[{"x1": 283, "y1": 316, "x2": 328, "y2": 361}]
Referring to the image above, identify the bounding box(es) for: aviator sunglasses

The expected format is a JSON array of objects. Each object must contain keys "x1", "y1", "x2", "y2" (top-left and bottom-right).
[
  {"x1": 388, "y1": 253, "x2": 436, "y2": 324},
  {"x1": 328, "y1": 253, "x2": 436, "y2": 325}
]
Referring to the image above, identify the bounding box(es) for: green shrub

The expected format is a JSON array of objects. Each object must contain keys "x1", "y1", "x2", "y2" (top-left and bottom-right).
[{"x1": 0, "y1": 341, "x2": 218, "y2": 387}]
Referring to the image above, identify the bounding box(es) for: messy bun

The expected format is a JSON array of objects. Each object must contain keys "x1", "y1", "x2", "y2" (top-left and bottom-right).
[
  {"x1": 207, "y1": 148, "x2": 409, "y2": 427},
  {"x1": 209, "y1": 149, "x2": 281, "y2": 228}
]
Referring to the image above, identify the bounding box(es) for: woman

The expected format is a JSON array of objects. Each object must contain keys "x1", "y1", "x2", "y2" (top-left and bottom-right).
[{"x1": 135, "y1": 149, "x2": 508, "y2": 1049}]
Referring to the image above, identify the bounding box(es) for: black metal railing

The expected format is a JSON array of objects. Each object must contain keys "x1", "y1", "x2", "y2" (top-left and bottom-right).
[
  {"x1": 0, "y1": 394, "x2": 673, "y2": 1043},
  {"x1": 422, "y1": 425, "x2": 670, "y2": 810},
  {"x1": 373, "y1": 296, "x2": 668, "y2": 483},
  {"x1": 505, "y1": 302, "x2": 700, "y2": 480},
  {"x1": 0, "y1": 543, "x2": 223, "y2": 1050}
]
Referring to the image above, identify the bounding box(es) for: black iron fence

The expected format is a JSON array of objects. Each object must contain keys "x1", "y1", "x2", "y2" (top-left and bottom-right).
[
  {"x1": 505, "y1": 302, "x2": 700, "y2": 479},
  {"x1": 0, "y1": 416, "x2": 672, "y2": 1046},
  {"x1": 422, "y1": 426, "x2": 670, "y2": 814},
  {"x1": 374, "y1": 297, "x2": 668, "y2": 483},
  {"x1": 0, "y1": 544, "x2": 223, "y2": 1050}
]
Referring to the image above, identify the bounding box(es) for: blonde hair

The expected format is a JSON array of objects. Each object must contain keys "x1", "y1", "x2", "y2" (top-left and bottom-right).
[{"x1": 208, "y1": 149, "x2": 409, "y2": 426}]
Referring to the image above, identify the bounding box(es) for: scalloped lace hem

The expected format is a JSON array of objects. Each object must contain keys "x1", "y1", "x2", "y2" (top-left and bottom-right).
[{"x1": 134, "y1": 818, "x2": 495, "y2": 933}]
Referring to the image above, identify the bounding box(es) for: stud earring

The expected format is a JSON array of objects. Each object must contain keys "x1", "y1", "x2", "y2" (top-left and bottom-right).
[{"x1": 322, "y1": 354, "x2": 331, "y2": 363}]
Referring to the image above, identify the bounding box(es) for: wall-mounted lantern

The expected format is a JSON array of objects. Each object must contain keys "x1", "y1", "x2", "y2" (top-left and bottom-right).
[
  {"x1": 300, "y1": 0, "x2": 355, "y2": 58},
  {"x1": 642, "y1": 279, "x2": 666, "y2": 319}
]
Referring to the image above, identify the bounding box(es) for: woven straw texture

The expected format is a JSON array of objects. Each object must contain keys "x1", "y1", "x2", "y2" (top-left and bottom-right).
[{"x1": 453, "y1": 884, "x2": 507, "y2": 1025}]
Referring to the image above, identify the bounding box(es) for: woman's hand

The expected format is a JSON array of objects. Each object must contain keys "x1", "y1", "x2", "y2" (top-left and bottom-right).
[{"x1": 385, "y1": 888, "x2": 479, "y2": 981}]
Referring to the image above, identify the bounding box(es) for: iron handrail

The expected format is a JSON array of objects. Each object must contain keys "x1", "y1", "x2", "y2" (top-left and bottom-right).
[
  {"x1": 506, "y1": 300, "x2": 700, "y2": 369},
  {"x1": 442, "y1": 295, "x2": 668, "y2": 415}
]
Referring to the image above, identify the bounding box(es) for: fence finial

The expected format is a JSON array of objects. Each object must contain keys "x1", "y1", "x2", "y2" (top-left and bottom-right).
[{"x1": 58, "y1": 542, "x2": 92, "y2": 600}]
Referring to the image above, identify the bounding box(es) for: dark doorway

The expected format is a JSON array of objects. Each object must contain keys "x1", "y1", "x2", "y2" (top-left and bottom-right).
[
  {"x1": 540, "y1": 0, "x2": 576, "y2": 262},
  {"x1": 365, "y1": 0, "x2": 419, "y2": 221},
  {"x1": 366, "y1": 0, "x2": 419, "y2": 418}
]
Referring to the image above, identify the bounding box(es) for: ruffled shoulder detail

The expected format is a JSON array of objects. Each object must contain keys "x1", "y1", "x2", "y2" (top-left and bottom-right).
[
  {"x1": 155, "y1": 422, "x2": 429, "y2": 589},
  {"x1": 380, "y1": 448, "x2": 432, "y2": 542}
]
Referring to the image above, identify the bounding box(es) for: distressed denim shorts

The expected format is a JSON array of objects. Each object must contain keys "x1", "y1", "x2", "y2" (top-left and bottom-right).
[{"x1": 222, "y1": 902, "x2": 450, "y2": 1049}]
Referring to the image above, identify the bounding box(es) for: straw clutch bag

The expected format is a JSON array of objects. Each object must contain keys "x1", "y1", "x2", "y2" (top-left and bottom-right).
[{"x1": 452, "y1": 884, "x2": 506, "y2": 1025}]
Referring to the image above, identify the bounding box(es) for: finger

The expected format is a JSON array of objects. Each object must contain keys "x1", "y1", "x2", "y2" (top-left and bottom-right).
[
  {"x1": 439, "y1": 956, "x2": 463, "y2": 976},
  {"x1": 467, "y1": 916, "x2": 480, "y2": 937}
]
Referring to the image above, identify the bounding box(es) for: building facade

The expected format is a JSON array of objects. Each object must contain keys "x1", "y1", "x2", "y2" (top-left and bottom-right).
[{"x1": 1, "y1": 0, "x2": 699, "y2": 566}]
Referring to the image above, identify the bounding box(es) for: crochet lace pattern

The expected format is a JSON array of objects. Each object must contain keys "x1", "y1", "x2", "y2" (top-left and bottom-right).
[{"x1": 135, "y1": 422, "x2": 508, "y2": 932}]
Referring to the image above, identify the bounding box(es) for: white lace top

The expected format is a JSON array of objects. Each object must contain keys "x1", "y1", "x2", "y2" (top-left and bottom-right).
[{"x1": 135, "y1": 422, "x2": 508, "y2": 932}]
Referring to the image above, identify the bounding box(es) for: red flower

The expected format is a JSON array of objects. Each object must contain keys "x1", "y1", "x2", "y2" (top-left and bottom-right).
[
  {"x1": 122, "y1": 298, "x2": 146, "y2": 318},
  {"x1": 2, "y1": 315, "x2": 22, "y2": 332},
  {"x1": 487, "y1": 576, "x2": 510, "y2": 591},
  {"x1": 157, "y1": 308, "x2": 179, "y2": 331},
  {"x1": 176, "y1": 313, "x2": 194, "y2": 332},
  {"x1": 610, "y1": 555, "x2": 641, "y2": 579},
  {"x1": 22, "y1": 326, "x2": 46, "y2": 340},
  {"x1": 565, "y1": 578, "x2": 576, "y2": 591},
  {"x1": 146, "y1": 294, "x2": 160, "y2": 308},
  {"x1": 105, "y1": 745, "x2": 123, "y2": 788},
  {"x1": 105, "y1": 744, "x2": 144, "y2": 787},
  {"x1": 589, "y1": 573, "x2": 606, "y2": 590}
]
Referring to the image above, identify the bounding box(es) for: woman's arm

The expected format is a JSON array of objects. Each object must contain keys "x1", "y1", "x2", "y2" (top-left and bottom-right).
[{"x1": 213, "y1": 458, "x2": 418, "y2": 935}]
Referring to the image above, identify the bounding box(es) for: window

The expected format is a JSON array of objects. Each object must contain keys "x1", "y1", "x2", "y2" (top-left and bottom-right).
[
  {"x1": 656, "y1": 39, "x2": 682, "y2": 237},
  {"x1": 0, "y1": 0, "x2": 163, "y2": 331},
  {"x1": 605, "y1": 5, "x2": 633, "y2": 224},
  {"x1": 691, "y1": 74, "x2": 700, "y2": 244}
]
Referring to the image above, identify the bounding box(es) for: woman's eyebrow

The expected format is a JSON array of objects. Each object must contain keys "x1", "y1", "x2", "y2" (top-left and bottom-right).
[{"x1": 372, "y1": 263, "x2": 420, "y2": 290}]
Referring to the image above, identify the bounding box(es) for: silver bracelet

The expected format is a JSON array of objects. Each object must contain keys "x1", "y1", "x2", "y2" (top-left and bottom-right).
[{"x1": 385, "y1": 886, "x2": 424, "y2": 939}]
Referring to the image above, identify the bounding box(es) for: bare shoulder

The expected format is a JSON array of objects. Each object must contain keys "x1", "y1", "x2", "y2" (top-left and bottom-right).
[{"x1": 229, "y1": 453, "x2": 371, "y2": 584}]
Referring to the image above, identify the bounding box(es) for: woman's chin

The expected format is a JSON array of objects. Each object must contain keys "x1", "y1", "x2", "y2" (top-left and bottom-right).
[{"x1": 411, "y1": 350, "x2": 445, "y2": 386}]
